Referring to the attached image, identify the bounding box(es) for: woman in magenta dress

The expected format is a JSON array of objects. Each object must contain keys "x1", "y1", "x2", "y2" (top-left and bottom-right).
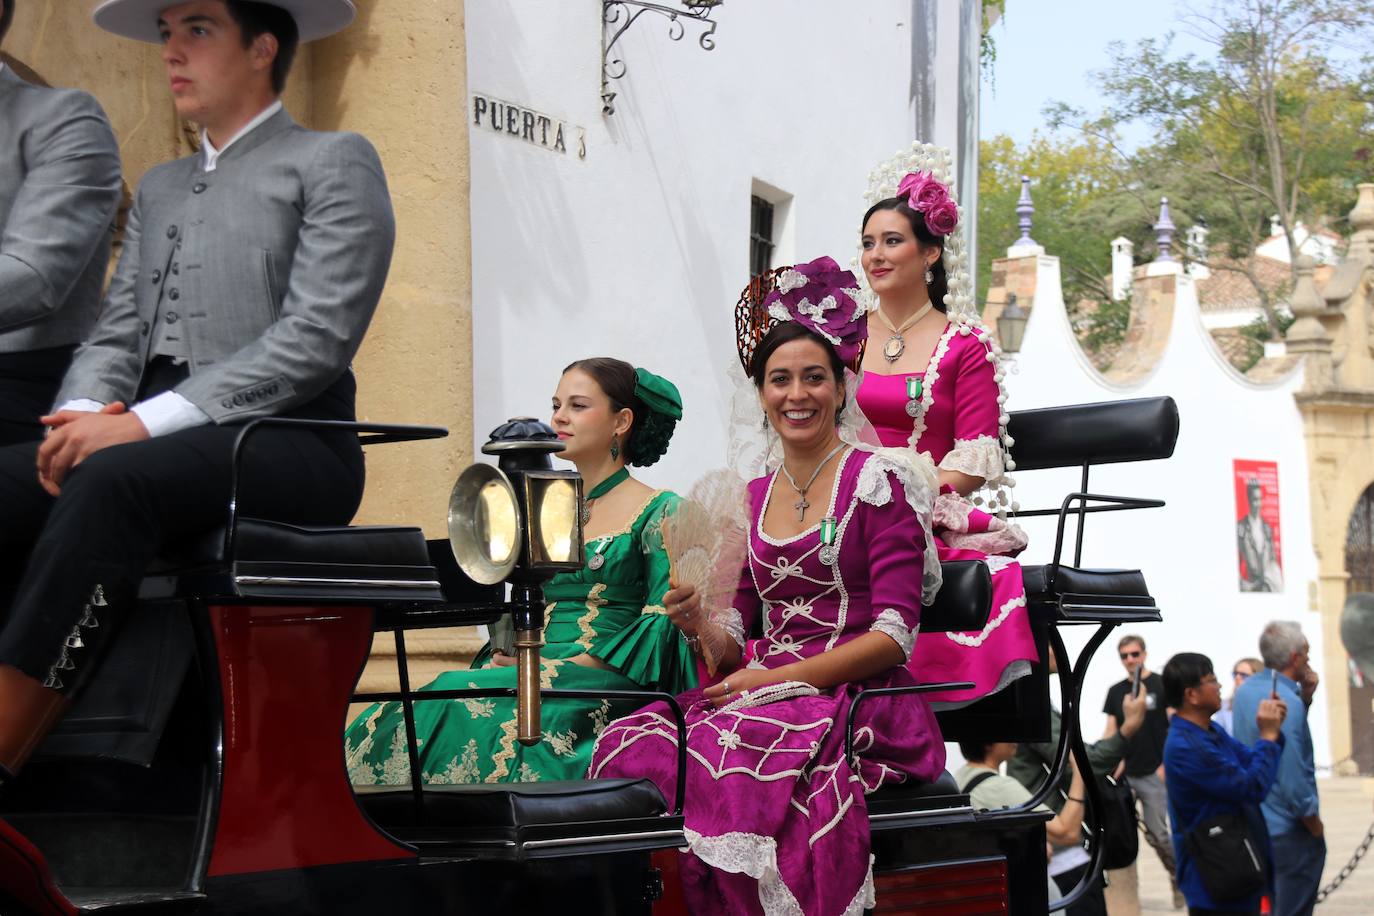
[
  {"x1": 854, "y1": 164, "x2": 1036, "y2": 705},
  {"x1": 590, "y1": 258, "x2": 945, "y2": 916}
]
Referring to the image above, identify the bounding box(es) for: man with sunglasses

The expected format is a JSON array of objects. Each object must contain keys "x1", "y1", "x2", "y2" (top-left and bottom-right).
[{"x1": 1103, "y1": 634, "x2": 1177, "y2": 905}]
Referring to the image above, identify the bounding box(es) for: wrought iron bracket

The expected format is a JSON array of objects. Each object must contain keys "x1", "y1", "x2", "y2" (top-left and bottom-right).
[{"x1": 601, "y1": 1, "x2": 722, "y2": 116}]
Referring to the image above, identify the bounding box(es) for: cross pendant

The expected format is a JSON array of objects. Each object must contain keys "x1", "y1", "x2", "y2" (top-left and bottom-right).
[{"x1": 794, "y1": 495, "x2": 810, "y2": 522}]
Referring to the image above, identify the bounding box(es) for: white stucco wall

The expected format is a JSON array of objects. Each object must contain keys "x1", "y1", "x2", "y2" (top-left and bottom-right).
[
  {"x1": 466, "y1": 0, "x2": 936, "y2": 489},
  {"x1": 1003, "y1": 252, "x2": 1329, "y2": 765}
]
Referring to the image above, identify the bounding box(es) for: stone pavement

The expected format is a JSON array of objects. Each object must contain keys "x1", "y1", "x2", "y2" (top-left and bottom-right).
[{"x1": 1122, "y1": 776, "x2": 1374, "y2": 914}]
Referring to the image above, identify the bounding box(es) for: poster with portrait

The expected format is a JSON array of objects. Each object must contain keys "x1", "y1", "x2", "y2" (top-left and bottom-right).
[{"x1": 1234, "y1": 459, "x2": 1283, "y2": 593}]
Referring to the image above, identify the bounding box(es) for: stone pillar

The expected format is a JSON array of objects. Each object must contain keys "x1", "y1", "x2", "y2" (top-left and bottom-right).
[
  {"x1": 311, "y1": 1, "x2": 473, "y2": 531},
  {"x1": 310, "y1": 2, "x2": 485, "y2": 688}
]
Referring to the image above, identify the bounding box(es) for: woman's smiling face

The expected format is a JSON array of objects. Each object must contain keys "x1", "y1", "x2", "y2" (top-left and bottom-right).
[
  {"x1": 861, "y1": 208, "x2": 937, "y2": 300},
  {"x1": 759, "y1": 338, "x2": 845, "y2": 451}
]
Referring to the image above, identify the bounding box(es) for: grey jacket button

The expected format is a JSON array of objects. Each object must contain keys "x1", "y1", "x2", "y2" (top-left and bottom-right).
[
  {"x1": 232, "y1": 394, "x2": 245, "y2": 407},
  {"x1": 221, "y1": 399, "x2": 233, "y2": 410},
  {"x1": 151, "y1": 269, "x2": 162, "y2": 283},
  {"x1": 165, "y1": 311, "x2": 179, "y2": 324},
  {"x1": 193, "y1": 183, "x2": 207, "y2": 194},
  {"x1": 168, "y1": 289, "x2": 180, "y2": 301},
  {"x1": 167, "y1": 225, "x2": 178, "y2": 239}
]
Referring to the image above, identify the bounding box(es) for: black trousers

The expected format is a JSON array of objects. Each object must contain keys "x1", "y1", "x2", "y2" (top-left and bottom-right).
[
  {"x1": 0, "y1": 346, "x2": 76, "y2": 446},
  {"x1": 0, "y1": 361, "x2": 365, "y2": 695},
  {"x1": 1054, "y1": 862, "x2": 1108, "y2": 916}
]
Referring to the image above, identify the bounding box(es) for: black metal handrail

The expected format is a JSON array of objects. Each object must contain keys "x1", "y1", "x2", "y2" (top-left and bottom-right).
[
  {"x1": 225, "y1": 418, "x2": 448, "y2": 561},
  {"x1": 353, "y1": 682, "x2": 690, "y2": 819},
  {"x1": 844, "y1": 682, "x2": 974, "y2": 765}
]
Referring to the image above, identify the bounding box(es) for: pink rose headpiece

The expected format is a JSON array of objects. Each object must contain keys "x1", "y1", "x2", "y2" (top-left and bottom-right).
[
  {"x1": 896, "y1": 171, "x2": 959, "y2": 237},
  {"x1": 735, "y1": 256, "x2": 868, "y2": 373}
]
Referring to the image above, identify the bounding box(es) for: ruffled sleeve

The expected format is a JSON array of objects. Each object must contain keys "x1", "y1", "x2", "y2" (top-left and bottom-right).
[
  {"x1": 590, "y1": 493, "x2": 699, "y2": 694},
  {"x1": 938, "y1": 332, "x2": 1006, "y2": 483},
  {"x1": 856, "y1": 457, "x2": 937, "y2": 661}
]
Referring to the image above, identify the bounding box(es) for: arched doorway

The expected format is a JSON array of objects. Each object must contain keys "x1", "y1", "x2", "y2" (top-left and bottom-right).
[{"x1": 1345, "y1": 483, "x2": 1374, "y2": 773}]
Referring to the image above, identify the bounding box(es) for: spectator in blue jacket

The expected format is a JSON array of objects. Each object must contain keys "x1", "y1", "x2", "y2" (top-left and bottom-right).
[
  {"x1": 1163, "y1": 652, "x2": 1286, "y2": 916},
  {"x1": 1232, "y1": 622, "x2": 1324, "y2": 916}
]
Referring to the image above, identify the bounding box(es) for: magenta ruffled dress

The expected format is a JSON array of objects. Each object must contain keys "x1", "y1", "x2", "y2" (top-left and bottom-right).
[
  {"x1": 589, "y1": 449, "x2": 946, "y2": 916},
  {"x1": 855, "y1": 321, "x2": 1037, "y2": 705}
]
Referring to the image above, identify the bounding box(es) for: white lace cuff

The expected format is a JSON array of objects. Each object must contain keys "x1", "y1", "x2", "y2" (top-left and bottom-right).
[
  {"x1": 715, "y1": 608, "x2": 746, "y2": 648},
  {"x1": 939, "y1": 435, "x2": 1005, "y2": 481},
  {"x1": 870, "y1": 608, "x2": 917, "y2": 660}
]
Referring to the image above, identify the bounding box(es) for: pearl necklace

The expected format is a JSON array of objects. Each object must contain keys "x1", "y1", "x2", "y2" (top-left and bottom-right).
[{"x1": 874, "y1": 301, "x2": 935, "y2": 363}]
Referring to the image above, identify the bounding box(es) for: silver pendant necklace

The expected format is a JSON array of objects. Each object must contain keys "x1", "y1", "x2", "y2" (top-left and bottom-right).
[
  {"x1": 780, "y1": 442, "x2": 847, "y2": 523},
  {"x1": 874, "y1": 301, "x2": 934, "y2": 363}
]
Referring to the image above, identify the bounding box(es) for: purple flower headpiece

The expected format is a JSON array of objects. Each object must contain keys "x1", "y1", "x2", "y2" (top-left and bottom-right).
[
  {"x1": 896, "y1": 171, "x2": 959, "y2": 236},
  {"x1": 761, "y1": 256, "x2": 868, "y2": 365}
]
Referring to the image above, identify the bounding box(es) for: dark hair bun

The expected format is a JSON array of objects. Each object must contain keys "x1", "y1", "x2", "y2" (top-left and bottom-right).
[{"x1": 627, "y1": 411, "x2": 677, "y2": 467}]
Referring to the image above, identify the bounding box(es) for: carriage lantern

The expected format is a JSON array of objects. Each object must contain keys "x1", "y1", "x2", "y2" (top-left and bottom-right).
[
  {"x1": 448, "y1": 417, "x2": 583, "y2": 745},
  {"x1": 996, "y1": 293, "x2": 1028, "y2": 354}
]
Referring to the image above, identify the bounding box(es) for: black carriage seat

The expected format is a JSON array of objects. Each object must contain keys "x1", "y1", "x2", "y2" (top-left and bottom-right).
[
  {"x1": 1019, "y1": 564, "x2": 1158, "y2": 623},
  {"x1": 867, "y1": 770, "x2": 974, "y2": 829},
  {"x1": 147, "y1": 518, "x2": 445, "y2": 604},
  {"x1": 354, "y1": 778, "x2": 680, "y2": 862}
]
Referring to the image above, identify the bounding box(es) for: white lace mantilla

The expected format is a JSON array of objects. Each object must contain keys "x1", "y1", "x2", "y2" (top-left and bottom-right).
[
  {"x1": 854, "y1": 449, "x2": 942, "y2": 606},
  {"x1": 939, "y1": 434, "x2": 1006, "y2": 482},
  {"x1": 869, "y1": 608, "x2": 917, "y2": 660}
]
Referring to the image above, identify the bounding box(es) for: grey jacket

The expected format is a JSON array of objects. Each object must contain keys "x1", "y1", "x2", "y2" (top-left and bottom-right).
[
  {"x1": 0, "y1": 65, "x2": 122, "y2": 353},
  {"x1": 56, "y1": 108, "x2": 395, "y2": 423}
]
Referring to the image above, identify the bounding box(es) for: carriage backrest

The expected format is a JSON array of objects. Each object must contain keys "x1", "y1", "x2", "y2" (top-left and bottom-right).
[{"x1": 1006, "y1": 396, "x2": 1179, "y2": 472}]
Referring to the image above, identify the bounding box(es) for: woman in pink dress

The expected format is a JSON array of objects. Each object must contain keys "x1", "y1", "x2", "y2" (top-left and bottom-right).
[
  {"x1": 590, "y1": 258, "x2": 945, "y2": 915},
  {"x1": 854, "y1": 169, "x2": 1036, "y2": 705}
]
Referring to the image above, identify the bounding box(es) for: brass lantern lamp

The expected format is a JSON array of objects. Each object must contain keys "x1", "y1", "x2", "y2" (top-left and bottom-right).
[
  {"x1": 448, "y1": 417, "x2": 583, "y2": 745},
  {"x1": 996, "y1": 293, "x2": 1029, "y2": 354}
]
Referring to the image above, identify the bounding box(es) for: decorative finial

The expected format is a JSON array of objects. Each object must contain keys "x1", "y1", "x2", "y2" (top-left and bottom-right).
[
  {"x1": 1153, "y1": 197, "x2": 1176, "y2": 262},
  {"x1": 1012, "y1": 175, "x2": 1036, "y2": 248}
]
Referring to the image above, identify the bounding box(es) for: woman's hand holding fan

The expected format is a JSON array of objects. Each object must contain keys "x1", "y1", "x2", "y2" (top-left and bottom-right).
[{"x1": 661, "y1": 470, "x2": 750, "y2": 675}]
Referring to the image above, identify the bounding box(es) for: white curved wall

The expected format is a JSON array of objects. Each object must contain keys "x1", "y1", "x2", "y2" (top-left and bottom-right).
[{"x1": 1005, "y1": 253, "x2": 1327, "y2": 763}]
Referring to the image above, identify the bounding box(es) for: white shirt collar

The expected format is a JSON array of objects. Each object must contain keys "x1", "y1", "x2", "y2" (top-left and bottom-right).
[{"x1": 201, "y1": 100, "x2": 284, "y2": 172}]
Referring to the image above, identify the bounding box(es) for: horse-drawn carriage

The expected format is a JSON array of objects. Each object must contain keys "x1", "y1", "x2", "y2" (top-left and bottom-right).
[{"x1": 0, "y1": 395, "x2": 1178, "y2": 915}]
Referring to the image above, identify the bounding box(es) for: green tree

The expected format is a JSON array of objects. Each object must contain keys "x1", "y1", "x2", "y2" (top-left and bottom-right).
[
  {"x1": 978, "y1": 132, "x2": 1156, "y2": 355},
  {"x1": 1048, "y1": 0, "x2": 1374, "y2": 337}
]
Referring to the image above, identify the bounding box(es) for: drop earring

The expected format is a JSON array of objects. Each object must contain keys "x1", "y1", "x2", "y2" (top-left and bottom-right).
[
  {"x1": 924, "y1": 268, "x2": 934, "y2": 284},
  {"x1": 610, "y1": 434, "x2": 621, "y2": 461}
]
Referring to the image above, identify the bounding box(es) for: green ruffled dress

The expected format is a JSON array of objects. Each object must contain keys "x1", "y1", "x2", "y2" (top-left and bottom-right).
[{"x1": 346, "y1": 489, "x2": 696, "y2": 785}]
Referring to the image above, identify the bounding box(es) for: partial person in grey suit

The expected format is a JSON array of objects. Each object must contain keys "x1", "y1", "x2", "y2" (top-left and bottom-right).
[
  {"x1": 0, "y1": 0, "x2": 123, "y2": 444},
  {"x1": 0, "y1": 0, "x2": 391, "y2": 780}
]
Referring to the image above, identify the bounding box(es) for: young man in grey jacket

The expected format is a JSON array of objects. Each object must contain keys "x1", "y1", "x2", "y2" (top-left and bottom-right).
[
  {"x1": 0, "y1": 0, "x2": 122, "y2": 445},
  {"x1": 0, "y1": 0, "x2": 392, "y2": 781}
]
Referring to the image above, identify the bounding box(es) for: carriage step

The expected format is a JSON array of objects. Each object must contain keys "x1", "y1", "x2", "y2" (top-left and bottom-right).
[{"x1": 65, "y1": 889, "x2": 206, "y2": 913}]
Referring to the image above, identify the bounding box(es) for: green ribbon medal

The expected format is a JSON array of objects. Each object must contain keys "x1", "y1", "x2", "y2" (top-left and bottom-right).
[
  {"x1": 905, "y1": 376, "x2": 924, "y2": 418},
  {"x1": 819, "y1": 516, "x2": 839, "y2": 566}
]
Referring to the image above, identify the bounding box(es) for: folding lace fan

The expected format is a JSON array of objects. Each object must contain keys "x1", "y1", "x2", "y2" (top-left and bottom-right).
[{"x1": 661, "y1": 469, "x2": 750, "y2": 674}]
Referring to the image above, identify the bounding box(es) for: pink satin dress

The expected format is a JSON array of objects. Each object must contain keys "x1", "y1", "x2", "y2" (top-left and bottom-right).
[{"x1": 855, "y1": 321, "x2": 1037, "y2": 705}]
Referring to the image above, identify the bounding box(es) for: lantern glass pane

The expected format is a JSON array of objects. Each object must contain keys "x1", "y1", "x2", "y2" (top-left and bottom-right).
[
  {"x1": 532, "y1": 477, "x2": 580, "y2": 564},
  {"x1": 478, "y1": 479, "x2": 520, "y2": 566}
]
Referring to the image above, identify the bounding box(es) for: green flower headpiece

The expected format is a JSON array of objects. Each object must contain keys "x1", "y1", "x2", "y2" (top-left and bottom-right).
[{"x1": 628, "y1": 368, "x2": 682, "y2": 466}]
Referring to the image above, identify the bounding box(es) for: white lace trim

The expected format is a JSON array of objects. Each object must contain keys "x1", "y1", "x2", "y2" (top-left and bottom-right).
[
  {"x1": 775, "y1": 268, "x2": 808, "y2": 294},
  {"x1": 905, "y1": 322, "x2": 958, "y2": 451},
  {"x1": 718, "y1": 607, "x2": 746, "y2": 648},
  {"x1": 685, "y1": 828, "x2": 805, "y2": 916},
  {"x1": 757, "y1": 448, "x2": 854, "y2": 547},
  {"x1": 853, "y1": 449, "x2": 942, "y2": 606},
  {"x1": 945, "y1": 592, "x2": 1026, "y2": 647},
  {"x1": 939, "y1": 434, "x2": 1005, "y2": 482},
  {"x1": 870, "y1": 608, "x2": 917, "y2": 660}
]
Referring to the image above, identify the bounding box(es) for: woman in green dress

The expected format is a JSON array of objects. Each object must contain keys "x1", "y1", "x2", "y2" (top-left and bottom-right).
[{"x1": 346, "y1": 358, "x2": 695, "y2": 785}]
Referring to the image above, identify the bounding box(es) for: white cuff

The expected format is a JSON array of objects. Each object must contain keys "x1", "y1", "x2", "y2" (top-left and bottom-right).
[
  {"x1": 870, "y1": 608, "x2": 917, "y2": 660},
  {"x1": 131, "y1": 391, "x2": 212, "y2": 438},
  {"x1": 57, "y1": 399, "x2": 106, "y2": 414}
]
